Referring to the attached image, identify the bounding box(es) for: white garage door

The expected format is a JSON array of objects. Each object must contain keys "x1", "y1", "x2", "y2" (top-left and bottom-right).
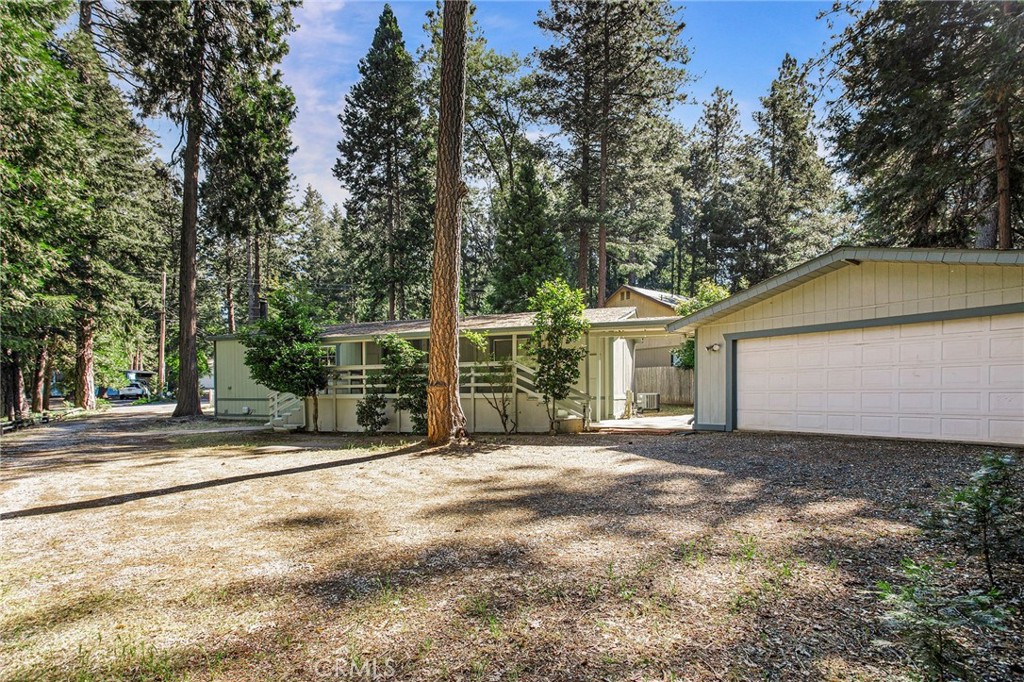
[{"x1": 736, "y1": 313, "x2": 1024, "y2": 445}]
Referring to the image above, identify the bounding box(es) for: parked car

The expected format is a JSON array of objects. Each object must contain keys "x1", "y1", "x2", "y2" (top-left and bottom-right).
[{"x1": 116, "y1": 382, "x2": 150, "y2": 401}]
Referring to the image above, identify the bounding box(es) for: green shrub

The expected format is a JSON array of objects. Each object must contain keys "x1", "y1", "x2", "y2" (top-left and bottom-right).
[
  {"x1": 375, "y1": 334, "x2": 427, "y2": 434},
  {"x1": 878, "y1": 559, "x2": 1008, "y2": 682},
  {"x1": 930, "y1": 452, "x2": 1024, "y2": 588},
  {"x1": 356, "y1": 389, "x2": 388, "y2": 435}
]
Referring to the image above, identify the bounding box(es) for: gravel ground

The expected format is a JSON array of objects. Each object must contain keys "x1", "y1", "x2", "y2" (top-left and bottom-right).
[{"x1": 1, "y1": 407, "x2": 1021, "y2": 681}]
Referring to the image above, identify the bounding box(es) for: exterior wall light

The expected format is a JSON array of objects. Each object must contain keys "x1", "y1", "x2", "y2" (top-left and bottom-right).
[{"x1": 705, "y1": 343, "x2": 722, "y2": 352}]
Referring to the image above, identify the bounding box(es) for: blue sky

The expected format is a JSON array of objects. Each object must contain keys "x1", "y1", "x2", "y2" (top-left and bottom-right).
[{"x1": 148, "y1": 1, "x2": 847, "y2": 208}]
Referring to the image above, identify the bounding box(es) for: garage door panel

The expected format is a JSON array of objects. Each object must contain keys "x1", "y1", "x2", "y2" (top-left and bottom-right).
[{"x1": 737, "y1": 313, "x2": 1024, "y2": 445}]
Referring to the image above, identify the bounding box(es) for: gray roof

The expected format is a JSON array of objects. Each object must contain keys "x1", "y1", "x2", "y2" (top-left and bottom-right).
[
  {"x1": 626, "y1": 285, "x2": 687, "y2": 308},
  {"x1": 668, "y1": 246, "x2": 1024, "y2": 332},
  {"x1": 322, "y1": 307, "x2": 637, "y2": 340}
]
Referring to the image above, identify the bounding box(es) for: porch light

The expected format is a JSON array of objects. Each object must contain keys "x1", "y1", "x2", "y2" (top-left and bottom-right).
[{"x1": 705, "y1": 343, "x2": 722, "y2": 352}]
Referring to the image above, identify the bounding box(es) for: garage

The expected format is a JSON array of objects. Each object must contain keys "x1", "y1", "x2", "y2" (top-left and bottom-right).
[
  {"x1": 668, "y1": 247, "x2": 1024, "y2": 446},
  {"x1": 735, "y1": 314, "x2": 1024, "y2": 444}
]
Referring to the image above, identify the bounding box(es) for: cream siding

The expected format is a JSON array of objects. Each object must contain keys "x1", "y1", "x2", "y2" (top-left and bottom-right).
[
  {"x1": 695, "y1": 262, "x2": 1024, "y2": 427},
  {"x1": 213, "y1": 338, "x2": 271, "y2": 420}
]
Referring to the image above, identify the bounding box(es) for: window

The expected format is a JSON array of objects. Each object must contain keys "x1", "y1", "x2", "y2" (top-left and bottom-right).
[
  {"x1": 491, "y1": 337, "x2": 513, "y2": 359},
  {"x1": 336, "y1": 342, "x2": 361, "y2": 366},
  {"x1": 364, "y1": 341, "x2": 381, "y2": 365}
]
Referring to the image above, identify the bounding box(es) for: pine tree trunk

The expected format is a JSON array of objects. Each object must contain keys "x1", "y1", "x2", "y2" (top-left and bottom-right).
[
  {"x1": 975, "y1": 137, "x2": 998, "y2": 248},
  {"x1": 31, "y1": 343, "x2": 48, "y2": 413},
  {"x1": 597, "y1": 9, "x2": 610, "y2": 307},
  {"x1": 75, "y1": 317, "x2": 96, "y2": 410},
  {"x1": 247, "y1": 233, "x2": 261, "y2": 322},
  {"x1": 578, "y1": 74, "x2": 592, "y2": 295},
  {"x1": 426, "y1": 0, "x2": 469, "y2": 446},
  {"x1": 12, "y1": 352, "x2": 27, "y2": 419},
  {"x1": 311, "y1": 393, "x2": 319, "y2": 433},
  {"x1": 994, "y1": 94, "x2": 1012, "y2": 250},
  {"x1": 42, "y1": 352, "x2": 53, "y2": 411},
  {"x1": 173, "y1": 3, "x2": 205, "y2": 418}
]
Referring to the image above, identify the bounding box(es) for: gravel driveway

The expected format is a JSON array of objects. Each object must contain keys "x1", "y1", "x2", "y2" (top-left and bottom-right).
[{"x1": 1, "y1": 407, "x2": 1020, "y2": 680}]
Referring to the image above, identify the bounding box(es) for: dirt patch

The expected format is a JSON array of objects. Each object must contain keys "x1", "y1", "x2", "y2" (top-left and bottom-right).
[{"x1": 1, "y1": 407, "x2": 1020, "y2": 680}]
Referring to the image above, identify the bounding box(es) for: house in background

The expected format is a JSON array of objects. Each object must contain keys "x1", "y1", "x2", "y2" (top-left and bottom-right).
[
  {"x1": 671, "y1": 247, "x2": 1024, "y2": 446},
  {"x1": 213, "y1": 307, "x2": 680, "y2": 433},
  {"x1": 604, "y1": 284, "x2": 687, "y2": 368}
]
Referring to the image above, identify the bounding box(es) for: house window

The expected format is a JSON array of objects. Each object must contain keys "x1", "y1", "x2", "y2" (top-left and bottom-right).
[
  {"x1": 620, "y1": 292, "x2": 626, "y2": 301},
  {"x1": 364, "y1": 341, "x2": 381, "y2": 365},
  {"x1": 491, "y1": 337, "x2": 513, "y2": 359},
  {"x1": 336, "y1": 342, "x2": 361, "y2": 367},
  {"x1": 626, "y1": 290, "x2": 631, "y2": 300}
]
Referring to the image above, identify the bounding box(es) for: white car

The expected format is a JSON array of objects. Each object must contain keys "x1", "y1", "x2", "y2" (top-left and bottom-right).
[{"x1": 118, "y1": 382, "x2": 150, "y2": 400}]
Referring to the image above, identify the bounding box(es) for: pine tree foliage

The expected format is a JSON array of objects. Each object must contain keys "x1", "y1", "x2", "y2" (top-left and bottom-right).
[
  {"x1": 488, "y1": 162, "x2": 568, "y2": 313},
  {"x1": 288, "y1": 187, "x2": 356, "y2": 323},
  {"x1": 335, "y1": 5, "x2": 434, "y2": 322},
  {"x1": 735, "y1": 54, "x2": 842, "y2": 284},
  {"x1": 535, "y1": 0, "x2": 688, "y2": 303},
  {"x1": 826, "y1": 1, "x2": 1023, "y2": 248}
]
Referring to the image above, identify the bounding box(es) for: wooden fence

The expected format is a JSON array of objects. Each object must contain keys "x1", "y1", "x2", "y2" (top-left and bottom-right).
[{"x1": 635, "y1": 367, "x2": 693, "y2": 406}]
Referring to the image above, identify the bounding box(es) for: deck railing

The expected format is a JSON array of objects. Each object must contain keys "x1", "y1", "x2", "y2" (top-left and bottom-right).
[{"x1": 320, "y1": 361, "x2": 591, "y2": 422}]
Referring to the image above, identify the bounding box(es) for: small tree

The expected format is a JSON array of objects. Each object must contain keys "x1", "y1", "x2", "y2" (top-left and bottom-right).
[
  {"x1": 674, "y1": 279, "x2": 730, "y2": 369},
  {"x1": 877, "y1": 559, "x2": 1008, "y2": 682},
  {"x1": 238, "y1": 287, "x2": 330, "y2": 432},
  {"x1": 375, "y1": 334, "x2": 428, "y2": 434},
  {"x1": 929, "y1": 452, "x2": 1023, "y2": 589},
  {"x1": 464, "y1": 331, "x2": 517, "y2": 434},
  {"x1": 525, "y1": 280, "x2": 589, "y2": 434}
]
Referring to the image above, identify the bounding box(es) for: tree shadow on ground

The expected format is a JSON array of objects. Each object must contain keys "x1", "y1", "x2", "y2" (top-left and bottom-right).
[{"x1": 1, "y1": 442, "x2": 430, "y2": 520}]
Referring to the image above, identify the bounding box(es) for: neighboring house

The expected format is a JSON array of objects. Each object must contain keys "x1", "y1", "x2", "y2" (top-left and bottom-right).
[
  {"x1": 605, "y1": 284, "x2": 687, "y2": 368},
  {"x1": 670, "y1": 247, "x2": 1024, "y2": 446},
  {"x1": 213, "y1": 307, "x2": 679, "y2": 432}
]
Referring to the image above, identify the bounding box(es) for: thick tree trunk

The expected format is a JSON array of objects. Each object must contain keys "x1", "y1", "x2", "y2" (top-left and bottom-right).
[
  {"x1": 994, "y1": 95, "x2": 1012, "y2": 250},
  {"x1": 31, "y1": 342, "x2": 48, "y2": 413},
  {"x1": 79, "y1": 0, "x2": 93, "y2": 34},
  {"x1": 311, "y1": 393, "x2": 319, "y2": 433},
  {"x1": 12, "y1": 353, "x2": 27, "y2": 418},
  {"x1": 426, "y1": 0, "x2": 470, "y2": 446},
  {"x1": 75, "y1": 317, "x2": 96, "y2": 410},
  {"x1": 173, "y1": 8, "x2": 205, "y2": 418}
]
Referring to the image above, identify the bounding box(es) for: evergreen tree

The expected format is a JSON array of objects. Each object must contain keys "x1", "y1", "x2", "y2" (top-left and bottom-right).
[
  {"x1": 685, "y1": 87, "x2": 745, "y2": 292},
  {"x1": 335, "y1": 5, "x2": 433, "y2": 322},
  {"x1": 201, "y1": 66, "x2": 297, "y2": 324},
  {"x1": 1, "y1": 1, "x2": 82, "y2": 417},
  {"x1": 826, "y1": 1, "x2": 1023, "y2": 248},
  {"x1": 289, "y1": 186, "x2": 355, "y2": 323},
  {"x1": 115, "y1": 0, "x2": 297, "y2": 416},
  {"x1": 488, "y1": 162, "x2": 567, "y2": 313},
  {"x1": 735, "y1": 55, "x2": 842, "y2": 285},
  {"x1": 535, "y1": 0, "x2": 688, "y2": 304}
]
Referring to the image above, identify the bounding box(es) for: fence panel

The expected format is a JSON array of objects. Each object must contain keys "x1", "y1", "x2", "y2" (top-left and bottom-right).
[{"x1": 635, "y1": 367, "x2": 693, "y2": 406}]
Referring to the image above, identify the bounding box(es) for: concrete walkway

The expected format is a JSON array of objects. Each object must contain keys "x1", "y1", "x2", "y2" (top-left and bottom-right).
[{"x1": 592, "y1": 413, "x2": 694, "y2": 433}]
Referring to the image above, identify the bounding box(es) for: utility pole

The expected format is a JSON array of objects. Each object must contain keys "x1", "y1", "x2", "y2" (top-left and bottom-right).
[{"x1": 158, "y1": 268, "x2": 167, "y2": 395}]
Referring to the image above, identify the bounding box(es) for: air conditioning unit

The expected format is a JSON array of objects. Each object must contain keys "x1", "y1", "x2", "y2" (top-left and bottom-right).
[{"x1": 637, "y1": 392, "x2": 660, "y2": 412}]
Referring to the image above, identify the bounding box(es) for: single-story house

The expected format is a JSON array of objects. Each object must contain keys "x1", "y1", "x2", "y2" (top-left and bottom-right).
[
  {"x1": 670, "y1": 247, "x2": 1024, "y2": 446},
  {"x1": 604, "y1": 284, "x2": 687, "y2": 368},
  {"x1": 213, "y1": 307, "x2": 679, "y2": 433}
]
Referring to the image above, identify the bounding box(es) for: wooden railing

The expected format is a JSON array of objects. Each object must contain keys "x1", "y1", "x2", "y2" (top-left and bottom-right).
[
  {"x1": 320, "y1": 361, "x2": 591, "y2": 422},
  {"x1": 267, "y1": 390, "x2": 305, "y2": 429}
]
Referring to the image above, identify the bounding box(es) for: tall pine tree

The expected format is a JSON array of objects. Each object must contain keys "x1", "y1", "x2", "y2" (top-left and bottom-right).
[
  {"x1": 827, "y1": 1, "x2": 1023, "y2": 248},
  {"x1": 116, "y1": 0, "x2": 296, "y2": 416},
  {"x1": 335, "y1": 5, "x2": 433, "y2": 322}
]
